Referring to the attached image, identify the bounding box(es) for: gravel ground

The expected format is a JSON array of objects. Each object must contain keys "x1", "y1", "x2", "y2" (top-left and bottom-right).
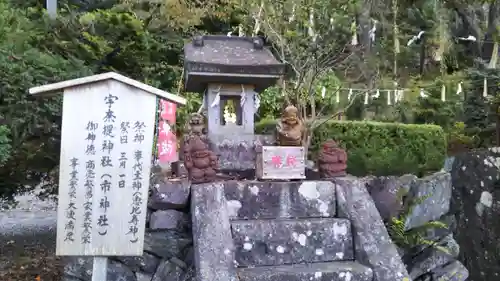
[{"x1": 0, "y1": 190, "x2": 61, "y2": 281}]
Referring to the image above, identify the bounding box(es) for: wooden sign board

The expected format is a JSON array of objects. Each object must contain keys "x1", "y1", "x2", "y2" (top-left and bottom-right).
[
  {"x1": 29, "y1": 72, "x2": 186, "y2": 257},
  {"x1": 257, "y1": 146, "x2": 306, "y2": 180}
]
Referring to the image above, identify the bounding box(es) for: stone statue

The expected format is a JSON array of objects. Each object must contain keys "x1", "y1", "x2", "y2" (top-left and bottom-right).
[
  {"x1": 276, "y1": 105, "x2": 305, "y2": 146},
  {"x1": 185, "y1": 112, "x2": 207, "y2": 139},
  {"x1": 183, "y1": 135, "x2": 218, "y2": 184},
  {"x1": 317, "y1": 140, "x2": 347, "y2": 178}
]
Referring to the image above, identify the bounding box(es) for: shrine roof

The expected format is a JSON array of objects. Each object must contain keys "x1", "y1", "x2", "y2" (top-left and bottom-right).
[{"x1": 184, "y1": 35, "x2": 284, "y2": 69}]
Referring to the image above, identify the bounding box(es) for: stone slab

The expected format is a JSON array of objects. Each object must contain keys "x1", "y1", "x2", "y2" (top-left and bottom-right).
[
  {"x1": 365, "y1": 174, "x2": 417, "y2": 220},
  {"x1": 232, "y1": 218, "x2": 353, "y2": 266},
  {"x1": 208, "y1": 134, "x2": 275, "y2": 171},
  {"x1": 405, "y1": 171, "x2": 452, "y2": 230},
  {"x1": 237, "y1": 261, "x2": 373, "y2": 281},
  {"x1": 149, "y1": 210, "x2": 189, "y2": 230},
  {"x1": 335, "y1": 177, "x2": 411, "y2": 281},
  {"x1": 224, "y1": 181, "x2": 336, "y2": 219},
  {"x1": 191, "y1": 182, "x2": 239, "y2": 281}
]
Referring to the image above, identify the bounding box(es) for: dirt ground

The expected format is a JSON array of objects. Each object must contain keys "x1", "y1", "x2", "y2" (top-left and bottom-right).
[{"x1": 0, "y1": 235, "x2": 63, "y2": 281}]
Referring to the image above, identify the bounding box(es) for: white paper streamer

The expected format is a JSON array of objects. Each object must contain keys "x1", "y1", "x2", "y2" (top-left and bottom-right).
[
  {"x1": 483, "y1": 78, "x2": 488, "y2": 97},
  {"x1": 441, "y1": 85, "x2": 446, "y2": 101},
  {"x1": 240, "y1": 85, "x2": 246, "y2": 107},
  {"x1": 364, "y1": 91, "x2": 369, "y2": 104},
  {"x1": 456, "y1": 82, "x2": 462, "y2": 95},
  {"x1": 254, "y1": 93, "x2": 261, "y2": 111},
  {"x1": 336, "y1": 90, "x2": 340, "y2": 103},
  {"x1": 211, "y1": 85, "x2": 221, "y2": 107},
  {"x1": 369, "y1": 20, "x2": 377, "y2": 42},
  {"x1": 308, "y1": 8, "x2": 315, "y2": 40},
  {"x1": 420, "y1": 88, "x2": 428, "y2": 98},
  {"x1": 351, "y1": 21, "x2": 358, "y2": 46},
  {"x1": 372, "y1": 89, "x2": 380, "y2": 98},
  {"x1": 407, "y1": 31, "x2": 425, "y2": 46},
  {"x1": 348, "y1": 88, "x2": 353, "y2": 100},
  {"x1": 288, "y1": 4, "x2": 296, "y2": 23},
  {"x1": 387, "y1": 90, "x2": 392, "y2": 105},
  {"x1": 395, "y1": 89, "x2": 404, "y2": 102},
  {"x1": 321, "y1": 86, "x2": 326, "y2": 98}
]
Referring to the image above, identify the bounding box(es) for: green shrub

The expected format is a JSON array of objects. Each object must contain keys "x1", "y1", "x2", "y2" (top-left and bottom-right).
[{"x1": 255, "y1": 119, "x2": 446, "y2": 176}]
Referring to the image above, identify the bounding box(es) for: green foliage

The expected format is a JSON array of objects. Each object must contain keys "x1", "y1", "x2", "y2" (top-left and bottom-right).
[
  {"x1": 0, "y1": 126, "x2": 12, "y2": 166},
  {"x1": 386, "y1": 187, "x2": 449, "y2": 253},
  {"x1": 447, "y1": 121, "x2": 475, "y2": 154},
  {"x1": 0, "y1": 0, "x2": 93, "y2": 200},
  {"x1": 256, "y1": 119, "x2": 446, "y2": 176}
]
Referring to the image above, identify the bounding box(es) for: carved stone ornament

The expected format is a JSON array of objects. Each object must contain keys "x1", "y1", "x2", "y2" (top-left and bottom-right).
[
  {"x1": 183, "y1": 135, "x2": 218, "y2": 184},
  {"x1": 276, "y1": 105, "x2": 305, "y2": 146},
  {"x1": 317, "y1": 140, "x2": 347, "y2": 178}
]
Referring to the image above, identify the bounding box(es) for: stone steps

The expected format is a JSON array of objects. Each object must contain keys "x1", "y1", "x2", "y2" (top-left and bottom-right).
[
  {"x1": 236, "y1": 261, "x2": 373, "y2": 281},
  {"x1": 231, "y1": 218, "x2": 354, "y2": 266},
  {"x1": 224, "y1": 181, "x2": 336, "y2": 220}
]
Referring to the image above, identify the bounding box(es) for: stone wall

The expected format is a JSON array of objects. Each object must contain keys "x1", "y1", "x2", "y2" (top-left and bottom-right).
[
  {"x1": 60, "y1": 171, "x2": 468, "y2": 281},
  {"x1": 63, "y1": 178, "x2": 195, "y2": 281}
]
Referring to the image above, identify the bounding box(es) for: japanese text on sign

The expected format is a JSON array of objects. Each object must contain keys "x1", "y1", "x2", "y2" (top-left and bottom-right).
[{"x1": 56, "y1": 81, "x2": 157, "y2": 256}]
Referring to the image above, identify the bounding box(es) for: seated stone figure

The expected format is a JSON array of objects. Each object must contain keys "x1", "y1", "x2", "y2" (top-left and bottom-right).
[
  {"x1": 317, "y1": 140, "x2": 347, "y2": 177},
  {"x1": 183, "y1": 135, "x2": 218, "y2": 184},
  {"x1": 276, "y1": 105, "x2": 305, "y2": 146}
]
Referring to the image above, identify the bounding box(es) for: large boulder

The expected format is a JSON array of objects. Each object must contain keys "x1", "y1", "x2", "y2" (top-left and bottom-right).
[{"x1": 450, "y1": 148, "x2": 500, "y2": 281}]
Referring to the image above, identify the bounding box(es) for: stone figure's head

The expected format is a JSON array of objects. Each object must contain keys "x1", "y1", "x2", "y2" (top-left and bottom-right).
[
  {"x1": 282, "y1": 105, "x2": 300, "y2": 125},
  {"x1": 322, "y1": 140, "x2": 338, "y2": 152},
  {"x1": 189, "y1": 113, "x2": 205, "y2": 126}
]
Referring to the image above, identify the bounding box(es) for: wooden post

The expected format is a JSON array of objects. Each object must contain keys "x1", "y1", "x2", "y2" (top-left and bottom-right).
[
  {"x1": 92, "y1": 257, "x2": 108, "y2": 281},
  {"x1": 28, "y1": 72, "x2": 186, "y2": 280}
]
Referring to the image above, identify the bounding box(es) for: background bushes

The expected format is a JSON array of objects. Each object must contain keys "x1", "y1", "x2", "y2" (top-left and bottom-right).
[{"x1": 256, "y1": 120, "x2": 447, "y2": 177}]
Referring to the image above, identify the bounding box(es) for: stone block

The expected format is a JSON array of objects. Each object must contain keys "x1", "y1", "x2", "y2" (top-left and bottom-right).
[
  {"x1": 335, "y1": 177, "x2": 411, "y2": 281},
  {"x1": 208, "y1": 134, "x2": 275, "y2": 171},
  {"x1": 152, "y1": 259, "x2": 185, "y2": 281},
  {"x1": 365, "y1": 174, "x2": 417, "y2": 220},
  {"x1": 236, "y1": 261, "x2": 373, "y2": 281},
  {"x1": 191, "y1": 182, "x2": 239, "y2": 281},
  {"x1": 149, "y1": 179, "x2": 190, "y2": 210},
  {"x1": 136, "y1": 272, "x2": 153, "y2": 281},
  {"x1": 150, "y1": 210, "x2": 189, "y2": 230},
  {"x1": 231, "y1": 218, "x2": 353, "y2": 266},
  {"x1": 431, "y1": 260, "x2": 469, "y2": 281},
  {"x1": 405, "y1": 172, "x2": 452, "y2": 230},
  {"x1": 224, "y1": 181, "x2": 336, "y2": 219},
  {"x1": 116, "y1": 252, "x2": 160, "y2": 274},
  {"x1": 407, "y1": 242, "x2": 457, "y2": 279},
  {"x1": 143, "y1": 230, "x2": 192, "y2": 259}
]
